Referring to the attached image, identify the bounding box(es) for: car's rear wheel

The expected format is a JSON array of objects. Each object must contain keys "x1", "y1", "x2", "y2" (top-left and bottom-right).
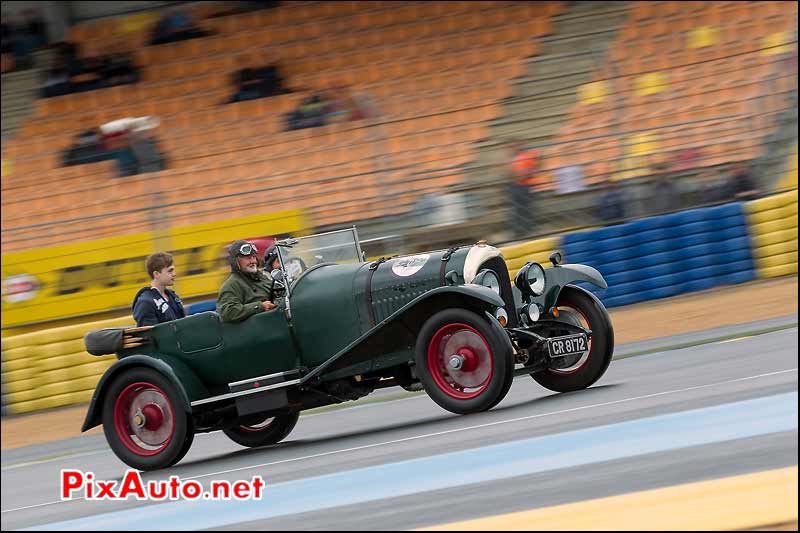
[
  {"x1": 532, "y1": 286, "x2": 614, "y2": 393},
  {"x1": 223, "y1": 411, "x2": 299, "y2": 448},
  {"x1": 102, "y1": 367, "x2": 194, "y2": 471},
  {"x1": 416, "y1": 308, "x2": 514, "y2": 414}
]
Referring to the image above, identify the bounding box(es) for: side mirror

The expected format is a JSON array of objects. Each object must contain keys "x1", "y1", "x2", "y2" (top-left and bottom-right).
[
  {"x1": 270, "y1": 269, "x2": 284, "y2": 282},
  {"x1": 549, "y1": 251, "x2": 563, "y2": 266}
]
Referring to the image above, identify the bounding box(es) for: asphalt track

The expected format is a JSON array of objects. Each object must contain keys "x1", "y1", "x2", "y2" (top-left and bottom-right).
[{"x1": 1, "y1": 318, "x2": 797, "y2": 531}]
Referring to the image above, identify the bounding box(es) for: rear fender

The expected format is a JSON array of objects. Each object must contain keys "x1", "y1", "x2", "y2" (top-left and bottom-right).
[{"x1": 81, "y1": 355, "x2": 209, "y2": 432}]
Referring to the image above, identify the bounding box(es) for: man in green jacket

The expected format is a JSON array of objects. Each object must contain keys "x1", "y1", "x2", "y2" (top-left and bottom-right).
[{"x1": 217, "y1": 240, "x2": 283, "y2": 323}]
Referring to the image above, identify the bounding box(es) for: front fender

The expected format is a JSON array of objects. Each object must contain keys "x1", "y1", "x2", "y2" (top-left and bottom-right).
[
  {"x1": 81, "y1": 354, "x2": 209, "y2": 432},
  {"x1": 304, "y1": 285, "x2": 505, "y2": 380},
  {"x1": 534, "y1": 264, "x2": 607, "y2": 311}
]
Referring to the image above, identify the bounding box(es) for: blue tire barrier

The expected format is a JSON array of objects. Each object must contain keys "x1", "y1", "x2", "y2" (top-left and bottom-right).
[
  {"x1": 563, "y1": 200, "x2": 755, "y2": 309},
  {"x1": 685, "y1": 277, "x2": 718, "y2": 293},
  {"x1": 598, "y1": 259, "x2": 631, "y2": 276},
  {"x1": 685, "y1": 265, "x2": 719, "y2": 281},
  {"x1": 186, "y1": 300, "x2": 217, "y2": 314},
  {"x1": 719, "y1": 270, "x2": 755, "y2": 285},
  {"x1": 718, "y1": 225, "x2": 749, "y2": 240},
  {"x1": 682, "y1": 232, "x2": 714, "y2": 247},
  {"x1": 707, "y1": 202, "x2": 743, "y2": 219},
  {"x1": 678, "y1": 220, "x2": 712, "y2": 236},
  {"x1": 683, "y1": 255, "x2": 716, "y2": 270},
  {"x1": 603, "y1": 293, "x2": 644, "y2": 307}
]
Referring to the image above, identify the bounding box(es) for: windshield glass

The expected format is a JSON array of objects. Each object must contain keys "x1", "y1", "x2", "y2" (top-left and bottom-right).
[{"x1": 277, "y1": 228, "x2": 363, "y2": 280}]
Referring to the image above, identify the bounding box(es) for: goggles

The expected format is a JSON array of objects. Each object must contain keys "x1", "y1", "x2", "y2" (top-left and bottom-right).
[{"x1": 237, "y1": 242, "x2": 258, "y2": 256}]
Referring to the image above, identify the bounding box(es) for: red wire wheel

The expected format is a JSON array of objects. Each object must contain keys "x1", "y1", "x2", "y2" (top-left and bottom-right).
[
  {"x1": 113, "y1": 382, "x2": 175, "y2": 456},
  {"x1": 102, "y1": 367, "x2": 193, "y2": 471},
  {"x1": 223, "y1": 411, "x2": 300, "y2": 448},
  {"x1": 427, "y1": 323, "x2": 493, "y2": 399},
  {"x1": 416, "y1": 308, "x2": 514, "y2": 415}
]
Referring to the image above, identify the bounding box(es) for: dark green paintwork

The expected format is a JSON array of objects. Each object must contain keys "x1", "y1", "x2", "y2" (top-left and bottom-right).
[
  {"x1": 529, "y1": 263, "x2": 608, "y2": 311},
  {"x1": 81, "y1": 354, "x2": 209, "y2": 431},
  {"x1": 289, "y1": 262, "x2": 364, "y2": 367},
  {"x1": 86, "y1": 241, "x2": 604, "y2": 421}
]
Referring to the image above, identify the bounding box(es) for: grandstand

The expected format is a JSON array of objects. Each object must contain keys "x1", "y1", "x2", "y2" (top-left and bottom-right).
[{"x1": 1, "y1": 0, "x2": 798, "y2": 254}]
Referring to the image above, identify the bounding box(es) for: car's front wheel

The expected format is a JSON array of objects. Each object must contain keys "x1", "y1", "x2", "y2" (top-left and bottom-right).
[
  {"x1": 223, "y1": 411, "x2": 300, "y2": 448},
  {"x1": 532, "y1": 285, "x2": 615, "y2": 393},
  {"x1": 416, "y1": 308, "x2": 514, "y2": 415},
  {"x1": 102, "y1": 367, "x2": 194, "y2": 471}
]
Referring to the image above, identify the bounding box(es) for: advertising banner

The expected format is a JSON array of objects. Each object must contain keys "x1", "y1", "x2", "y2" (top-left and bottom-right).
[{"x1": 1, "y1": 210, "x2": 306, "y2": 329}]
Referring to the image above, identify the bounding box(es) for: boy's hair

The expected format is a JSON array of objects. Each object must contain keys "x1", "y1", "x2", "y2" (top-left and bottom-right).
[{"x1": 145, "y1": 252, "x2": 174, "y2": 279}]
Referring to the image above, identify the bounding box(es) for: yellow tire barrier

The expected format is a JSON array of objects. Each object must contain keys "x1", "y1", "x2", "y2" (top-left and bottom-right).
[
  {"x1": 501, "y1": 237, "x2": 560, "y2": 278},
  {"x1": 747, "y1": 190, "x2": 798, "y2": 280},
  {"x1": 500, "y1": 237, "x2": 559, "y2": 259},
  {"x1": 1, "y1": 315, "x2": 133, "y2": 415},
  {"x1": 1, "y1": 357, "x2": 32, "y2": 374},
  {"x1": 4, "y1": 377, "x2": 101, "y2": 406},
  {"x1": 3, "y1": 377, "x2": 37, "y2": 395},
  {"x1": 38, "y1": 338, "x2": 87, "y2": 357},
  {"x1": 11, "y1": 390, "x2": 95, "y2": 415},
  {"x1": 506, "y1": 252, "x2": 556, "y2": 272},
  {"x1": 0, "y1": 345, "x2": 36, "y2": 362},
  {"x1": 750, "y1": 218, "x2": 796, "y2": 235},
  {"x1": 746, "y1": 194, "x2": 786, "y2": 213},
  {"x1": 759, "y1": 263, "x2": 799, "y2": 279},
  {"x1": 38, "y1": 360, "x2": 112, "y2": 385},
  {"x1": 755, "y1": 251, "x2": 798, "y2": 269},
  {"x1": 37, "y1": 352, "x2": 103, "y2": 373},
  {"x1": 751, "y1": 228, "x2": 798, "y2": 248},
  {"x1": 752, "y1": 240, "x2": 798, "y2": 259},
  {"x1": 2, "y1": 367, "x2": 37, "y2": 383}
]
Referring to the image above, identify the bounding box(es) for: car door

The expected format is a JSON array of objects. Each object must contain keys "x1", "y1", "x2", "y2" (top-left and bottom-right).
[{"x1": 220, "y1": 308, "x2": 299, "y2": 384}]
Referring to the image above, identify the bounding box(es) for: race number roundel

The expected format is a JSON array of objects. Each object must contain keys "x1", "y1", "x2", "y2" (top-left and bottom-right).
[{"x1": 391, "y1": 254, "x2": 430, "y2": 277}]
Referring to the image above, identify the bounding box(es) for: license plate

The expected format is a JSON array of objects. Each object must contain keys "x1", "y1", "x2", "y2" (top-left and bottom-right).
[{"x1": 548, "y1": 334, "x2": 588, "y2": 358}]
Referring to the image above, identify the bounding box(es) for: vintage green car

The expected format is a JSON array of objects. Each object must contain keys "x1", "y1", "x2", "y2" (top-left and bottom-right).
[{"x1": 83, "y1": 228, "x2": 613, "y2": 470}]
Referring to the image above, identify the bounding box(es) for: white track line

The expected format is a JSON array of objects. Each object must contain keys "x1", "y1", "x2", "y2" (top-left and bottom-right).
[{"x1": 2, "y1": 367, "x2": 796, "y2": 514}]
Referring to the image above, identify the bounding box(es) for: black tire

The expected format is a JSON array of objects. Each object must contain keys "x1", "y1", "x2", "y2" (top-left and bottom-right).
[
  {"x1": 223, "y1": 411, "x2": 300, "y2": 448},
  {"x1": 415, "y1": 308, "x2": 514, "y2": 414},
  {"x1": 532, "y1": 285, "x2": 615, "y2": 393},
  {"x1": 102, "y1": 367, "x2": 194, "y2": 471}
]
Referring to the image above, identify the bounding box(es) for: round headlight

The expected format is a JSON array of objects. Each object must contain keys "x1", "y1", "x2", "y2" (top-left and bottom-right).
[
  {"x1": 526, "y1": 262, "x2": 546, "y2": 296},
  {"x1": 527, "y1": 303, "x2": 541, "y2": 322},
  {"x1": 473, "y1": 269, "x2": 501, "y2": 295}
]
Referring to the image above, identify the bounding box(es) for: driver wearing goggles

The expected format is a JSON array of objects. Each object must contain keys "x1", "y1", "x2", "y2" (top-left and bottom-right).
[{"x1": 217, "y1": 239, "x2": 282, "y2": 323}]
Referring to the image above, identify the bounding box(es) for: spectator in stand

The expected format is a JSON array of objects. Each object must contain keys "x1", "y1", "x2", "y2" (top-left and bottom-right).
[
  {"x1": 65, "y1": 117, "x2": 167, "y2": 176},
  {"x1": 24, "y1": 8, "x2": 48, "y2": 50},
  {"x1": 41, "y1": 42, "x2": 139, "y2": 98},
  {"x1": 101, "y1": 51, "x2": 140, "y2": 87},
  {"x1": 150, "y1": 7, "x2": 210, "y2": 46},
  {"x1": 41, "y1": 55, "x2": 71, "y2": 97},
  {"x1": 129, "y1": 117, "x2": 167, "y2": 174},
  {"x1": 286, "y1": 93, "x2": 329, "y2": 130},
  {"x1": 554, "y1": 164, "x2": 586, "y2": 195},
  {"x1": 595, "y1": 178, "x2": 627, "y2": 222},
  {"x1": 507, "y1": 140, "x2": 541, "y2": 238},
  {"x1": 2, "y1": 11, "x2": 49, "y2": 70},
  {"x1": 729, "y1": 163, "x2": 760, "y2": 200},
  {"x1": 63, "y1": 128, "x2": 105, "y2": 166},
  {"x1": 649, "y1": 162, "x2": 682, "y2": 214},
  {"x1": 226, "y1": 60, "x2": 288, "y2": 104}
]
